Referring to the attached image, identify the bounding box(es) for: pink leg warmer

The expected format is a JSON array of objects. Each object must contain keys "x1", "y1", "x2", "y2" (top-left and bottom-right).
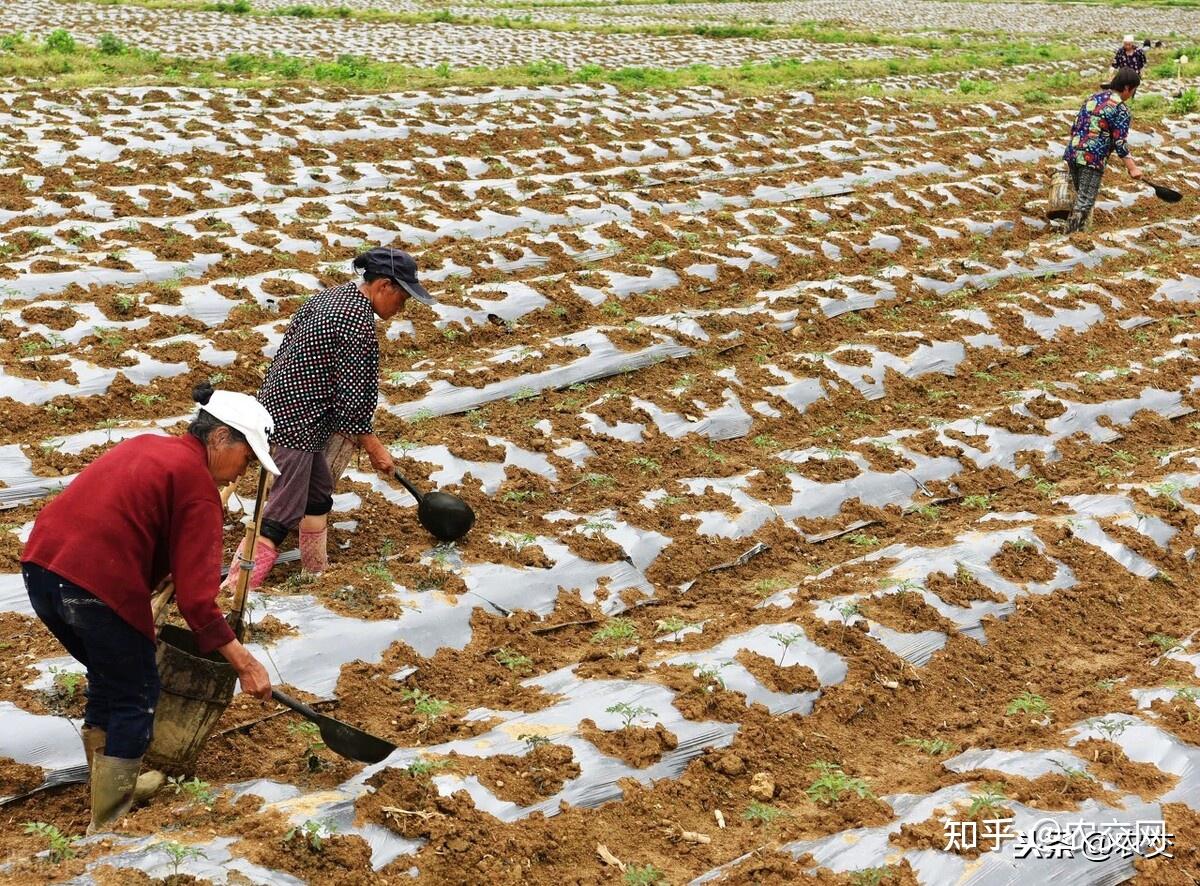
[
  {"x1": 223, "y1": 539, "x2": 279, "y2": 591},
  {"x1": 299, "y1": 527, "x2": 329, "y2": 575}
]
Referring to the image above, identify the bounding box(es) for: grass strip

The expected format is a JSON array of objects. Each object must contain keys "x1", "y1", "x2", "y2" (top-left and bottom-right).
[{"x1": 4, "y1": 27, "x2": 1198, "y2": 119}]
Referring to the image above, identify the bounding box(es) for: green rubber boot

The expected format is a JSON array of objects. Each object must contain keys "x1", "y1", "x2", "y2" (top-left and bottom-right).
[
  {"x1": 81, "y1": 727, "x2": 164, "y2": 803},
  {"x1": 87, "y1": 753, "x2": 141, "y2": 834}
]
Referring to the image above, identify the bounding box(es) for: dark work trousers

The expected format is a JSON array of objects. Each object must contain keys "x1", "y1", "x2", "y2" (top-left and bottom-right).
[
  {"x1": 22, "y1": 563, "x2": 160, "y2": 759},
  {"x1": 1066, "y1": 163, "x2": 1105, "y2": 233}
]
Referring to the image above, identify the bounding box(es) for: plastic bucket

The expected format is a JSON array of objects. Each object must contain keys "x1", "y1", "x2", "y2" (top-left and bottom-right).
[
  {"x1": 1047, "y1": 168, "x2": 1074, "y2": 220},
  {"x1": 143, "y1": 625, "x2": 237, "y2": 775}
]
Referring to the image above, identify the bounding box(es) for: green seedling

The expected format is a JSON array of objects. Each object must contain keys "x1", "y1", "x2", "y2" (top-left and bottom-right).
[
  {"x1": 580, "y1": 519, "x2": 615, "y2": 537},
  {"x1": 836, "y1": 601, "x2": 862, "y2": 639},
  {"x1": 606, "y1": 702, "x2": 656, "y2": 729},
  {"x1": 847, "y1": 532, "x2": 880, "y2": 547},
  {"x1": 22, "y1": 822, "x2": 78, "y2": 863},
  {"x1": 48, "y1": 666, "x2": 83, "y2": 703},
  {"x1": 769, "y1": 631, "x2": 803, "y2": 667},
  {"x1": 362, "y1": 562, "x2": 393, "y2": 582},
  {"x1": 401, "y1": 688, "x2": 451, "y2": 728},
  {"x1": 850, "y1": 868, "x2": 898, "y2": 886},
  {"x1": 1169, "y1": 683, "x2": 1200, "y2": 706},
  {"x1": 112, "y1": 293, "x2": 138, "y2": 314},
  {"x1": 966, "y1": 782, "x2": 1008, "y2": 817},
  {"x1": 742, "y1": 801, "x2": 788, "y2": 827},
  {"x1": 284, "y1": 818, "x2": 336, "y2": 852},
  {"x1": 591, "y1": 618, "x2": 639, "y2": 658},
  {"x1": 1149, "y1": 633, "x2": 1184, "y2": 654},
  {"x1": 131, "y1": 392, "x2": 165, "y2": 407},
  {"x1": 518, "y1": 733, "x2": 551, "y2": 750},
  {"x1": 962, "y1": 494, "x2": 992, "y2": 510},
  {"x1": 654, "y1": 616, "x2": 695, "y2": 642},
  {"x1": 629, "y1": 456, "x2": 661, "y2": 474},
  {"x1": 288, "y1": 721, "x2": 326, "y2": 771},
  {"x1": 624, "y1": 864, "x2": 665, "y2": 885},
  {"x1": 403, "y1": 758, "x2": 448, "y2": 778},
  {"x1": 1150, "y1": 481, "x2": 1184, "y2": 510},
  {"x1": 1052, "y1": 761, "x2": 1095, "y2": 783},
  {"x1": 1006, "y1": 691, "x2": 1052, "y2": 720},
  {"x1": 167, "y1": 775, "x2": 216, "y2": 809},
  {"x1": 153, "y1": 840, "x2": 206, "y2": 877},
  {"x1": 494, "y1": 647, "x2": 533, "y2": 674},
  {"x1": 1033, "y1": 478, "x2": 1057, "y2": 498},
  {"x1": 904, "y1": 503, "x2": 941, "y2": 521},
  {"x1": 695, "y1": 663, "x2": 729, "y2": 691},
  {"x1": 500, "y1": 489, "x2": 541, "y2": 503},
  {"x1": 899, "y1": 737, "x2": 957, "y2": 756},
  {"x1": 806, "y1": 761, "x2": 873, "y2": 805},
  {"x1": 583, "y1": 473, "x2": 614, "y2": 488},
  {"x1": 752, "y1": 578, "x2": 787, "y2": 597},
  {"x1": 1094, "y1": 678, "x2": 1118, "y2": 693}
]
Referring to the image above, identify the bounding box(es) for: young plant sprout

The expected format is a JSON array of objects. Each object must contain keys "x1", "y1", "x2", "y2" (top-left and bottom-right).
[
  {"x1": 623, "y1": 864, "x2": 665, "y2": 885},
  {"x1": 1149, "y1": 633, "x2": 1184, "y2": 654},
  {"x1": 153, "y1": 841, "x2": 206, "y2": 877},
  {"x1": 167, "y1": 775, "x2": 217, "y2": 809},
  {"x1": 742, "y1": 801, "x2": 788, "y2": 827},
  {"x1": 288, "y1": 721, "x2": 327, "y2": 771},
  {"x1": 403, "y1": 758, "x2": 448, "y2": 779},
  {"x1": 654, "y1": 616, "x2": 696, "y2": 642},
  {"x1": 22, "y1": 823, "x2": 79, "y2": 863},
  {"x1": 1006, "y1": 691, "x2": 1052, "y2": 720},
  {"x1": 806, "y1": 761, "x2": 873, "y2": 806},
  {"x1": 591, "y1": 618, "x2": 639, "y2": 659},
  {"x1": 605, "y1": 702, "x2": 656, "y2": 729},
  {"x1": 494, "y1": 647, "x2": 533, "y2": 673},
  {"x1": 401, "y1": 688, "x2": 451, "y2": 730},
  {"x1": 769, "y1": 631, "x2": 803, "y2": 667},
  {"x1": 966, "y1": 783, "x2": 1008, "y2": 817},
  {"x1": 284, "y1": 818, "x2": 337, "y2": 852},
  {"x1": 899, "y1": 737, "x2": 957, "y2": 756}
]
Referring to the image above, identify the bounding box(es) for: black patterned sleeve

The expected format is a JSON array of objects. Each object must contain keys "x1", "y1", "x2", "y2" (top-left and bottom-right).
[{"x1": 332, "y1": 315, "x2": 380, "y2": 436}]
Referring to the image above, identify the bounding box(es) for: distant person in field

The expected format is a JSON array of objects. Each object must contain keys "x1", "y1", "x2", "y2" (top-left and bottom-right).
[
  {"x1": 1113, "y1": 35, "x2": 1147, "y2": 74},
  {"x1": 1063, "y1": 68, "x2": 1143, "y2": 233}
]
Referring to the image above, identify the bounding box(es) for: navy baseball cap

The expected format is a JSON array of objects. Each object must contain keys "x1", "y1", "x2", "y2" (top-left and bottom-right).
[{"x1": 353, "y1": 247, "x2": 434, "y2": 305}]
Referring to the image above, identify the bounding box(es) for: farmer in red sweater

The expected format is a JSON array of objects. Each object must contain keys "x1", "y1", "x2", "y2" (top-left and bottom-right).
[{"x1": 21, "y1": 383, "x2": 276, "y2": 833}]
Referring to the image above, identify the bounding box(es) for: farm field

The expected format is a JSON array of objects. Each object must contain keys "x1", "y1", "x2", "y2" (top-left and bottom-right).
[{"x1": 1, "y1": 1, "x2": 1200, "y2": 884}]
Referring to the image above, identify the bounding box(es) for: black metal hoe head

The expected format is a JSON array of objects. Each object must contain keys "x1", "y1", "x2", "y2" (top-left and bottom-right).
[{"x1": 419, "y1": 491, "x2": 476, "y2": 542}]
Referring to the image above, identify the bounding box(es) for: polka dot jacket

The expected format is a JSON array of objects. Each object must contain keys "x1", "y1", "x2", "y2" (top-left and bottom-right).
[{"x1": 259, "y1": 281, "x2": 379, "y2": 451}]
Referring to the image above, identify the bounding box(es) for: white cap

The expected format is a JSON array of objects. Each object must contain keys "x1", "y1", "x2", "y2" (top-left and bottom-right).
[
  {"x1": 1123, "y1": 34, "x2": 1135, "y2": 43},
  {"x1": 199, "y1": 390, "x2": 279, "y2": 475}
]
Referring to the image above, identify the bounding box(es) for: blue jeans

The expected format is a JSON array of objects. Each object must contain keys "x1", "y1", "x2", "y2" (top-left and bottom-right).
[{"x1": 23, "y1": 563, "x2": 160, "y2": 759}]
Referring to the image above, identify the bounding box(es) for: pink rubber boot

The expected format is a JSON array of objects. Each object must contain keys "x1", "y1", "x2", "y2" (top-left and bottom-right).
[
  {"x1": 222, "y1": 539, "x2": 279, "y2": 591},
  {"x1": 299, "y1": 527, "x2": 329, "y2": 576}
]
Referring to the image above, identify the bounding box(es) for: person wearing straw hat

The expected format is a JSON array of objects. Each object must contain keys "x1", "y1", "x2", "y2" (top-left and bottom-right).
[
  {"x1": 224, "y1": 246, "x2": 435, "y2": 590},
  {"x1": 20, "y1": 383, "x2": 276, "y2": 833},
  {"x1": 1113, "y1": 35, "x2": 1148, "y2": 74},
  {"x1": 1062, "y1": 68, "x2": 1143, "y2": 233}
]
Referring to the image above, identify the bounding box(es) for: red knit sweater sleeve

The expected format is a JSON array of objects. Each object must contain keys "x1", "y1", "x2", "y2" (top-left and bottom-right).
[{"x1": 170, "y1": 496, "x2": 235, "y2": 653}]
